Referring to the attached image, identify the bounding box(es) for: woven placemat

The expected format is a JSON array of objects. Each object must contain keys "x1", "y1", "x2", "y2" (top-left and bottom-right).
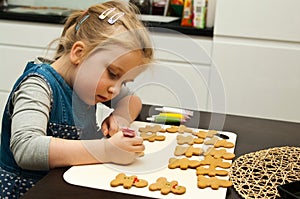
[{"x1": 229, "y1": 146, "x2": 300, "y2": 199}]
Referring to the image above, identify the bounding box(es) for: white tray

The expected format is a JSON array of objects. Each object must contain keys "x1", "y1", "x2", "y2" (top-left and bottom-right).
[{"x1": 63, "y1": 121, "x2": 237, "y2": 199}]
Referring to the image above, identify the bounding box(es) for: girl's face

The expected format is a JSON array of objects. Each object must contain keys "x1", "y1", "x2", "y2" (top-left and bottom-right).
[{"x1": 73, "y1": 47, "x2": 146, "y2": 105}]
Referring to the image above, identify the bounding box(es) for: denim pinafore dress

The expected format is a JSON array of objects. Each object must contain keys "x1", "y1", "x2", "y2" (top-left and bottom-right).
[{"x1": 0, "y1": 61, "x2": 102, "y2": 198}]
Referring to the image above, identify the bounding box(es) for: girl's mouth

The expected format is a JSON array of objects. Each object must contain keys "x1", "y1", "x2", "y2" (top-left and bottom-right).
[{"x1": 96, "y1": 95, "x2": 108, "y2": 102}]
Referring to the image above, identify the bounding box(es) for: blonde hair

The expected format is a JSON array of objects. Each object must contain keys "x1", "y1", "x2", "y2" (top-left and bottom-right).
[{"x1": 54, "y1": 0, "x2": 153, "y2": 64}]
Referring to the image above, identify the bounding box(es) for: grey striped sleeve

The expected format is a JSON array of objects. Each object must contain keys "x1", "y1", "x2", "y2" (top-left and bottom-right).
[{"x1": 10, "y1": 76, "x2": 52, "y2": 170}]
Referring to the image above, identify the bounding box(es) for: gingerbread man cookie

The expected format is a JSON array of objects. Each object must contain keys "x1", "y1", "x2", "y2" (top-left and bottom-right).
[
  {"x1": 196, "y1": 166, "x2": 228, "y2": 177},
  {"x1": 149, "y1": 177, "x2": 186, "y2": 195},
  {"x1": 166, "y1": 126, "x2": 179, "y2": 133},
  {"x1": 199, "y1": 155, "x2": 231, "y2": 169},
  {"x1": 193, "y1": 130, "x2": 218, "y2": 139},
  {"x1": 192, "y1": 131, "x2": 208, "y2": 139},
  {"x1": 197, "y1": 175, "x2": 232, "y2": 190},
  {"x1": 177, "y1": 125, "x2": 193, "y2": 133},
  {"x1": 174, "y1": 146, "x2": 203, "y2": 157},
  {"x1": 168, "y1": 157, "x2": 201, "y2": 170},
  {"x1": 177, "y1": 135, "x2": 204, "y2": 145},
  {"x1": 138, "y1": 125, "x2": 165, "y2": 133},
  {"x1": 204, "y1": 147, "x2": 235, "y2": 160},
  {"x1": 214, "y1": 139, "x2": 235, "y2": 148},
  {"x1": 207, "y1": 130, "x2": 218, "y2": 137},
  {"x1": 204, "y1": 137, "x2": 219, "y2": 145},
  {"x1": 140, "y1": 132, "x2": 165, "y2": 142},
  {"x1": 196, "y1": 155, "x2": 231, "y2": 177},
  {"x1": 110, "y1": 173, "x2": 148, "y2": 189}
]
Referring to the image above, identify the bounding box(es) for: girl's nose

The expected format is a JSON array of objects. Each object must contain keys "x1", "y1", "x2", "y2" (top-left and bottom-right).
[{"x1": 108, "y1": 86, "x2": 119, "y2": 94}]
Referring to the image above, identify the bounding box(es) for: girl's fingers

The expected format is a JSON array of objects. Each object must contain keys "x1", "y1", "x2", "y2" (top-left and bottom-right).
[
  {"x1": 101, "y1": 123, "x2": 109, "y2": 136},
  {"x1": 109, "y1": 131, "x2": 145, "y2": 152},
  {"x1": 123, "y1": 136, "x2": 143, "y2": 145},
  {"x1": 128, "y1": 137, "x2": 145, "y2": 152},
  {"x1": 133, "y1": 136, "x2": 144, "y2": 145},
  {"x1": 108, "y1": 126, "x2": 119, "y2": 137},
  {"x1": 130, "y1": 143, "x2": 145, "y2": 153}
]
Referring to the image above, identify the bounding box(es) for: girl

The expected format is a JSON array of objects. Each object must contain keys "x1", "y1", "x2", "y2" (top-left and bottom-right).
[{"x1": 0, "y1": 1, "x2": 153, "y2": 198}]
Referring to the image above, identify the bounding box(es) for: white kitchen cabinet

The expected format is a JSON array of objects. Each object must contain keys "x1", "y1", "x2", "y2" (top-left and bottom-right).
[
  {"x1": 210, "y1": 39, "x2": 300, "y2": 122},
  {"x1": 150, "y1": 31, "x2": 212, "y2": 64},
  {"x1": 212, "y1": 0, "x2": 300, "y2": 122},
  {"x1": 127, "y1": 61, "x2": 210, "y2": 111},
  {"x1": 0, "y1": 20, "x2": 62, "y2": 48},
  {"x1": 0, "y1": 20, "x2": 59, "y2": 91},
  {"x1": 214, "y1": 0, "x2": 300, "y2": 42},
  {"x1": 128, "y1": 31, "x2": 213, "y2": 111}
]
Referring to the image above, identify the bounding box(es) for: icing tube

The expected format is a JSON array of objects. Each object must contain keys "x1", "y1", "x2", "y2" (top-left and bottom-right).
[
  {"x1": 147, "y1": 115, "x2": 185, "y2": 123},
  {"x1": 155, "y1": 107, "x2": 194, "y2": 116},
  {"x1": 159, "y1": 112, "x2": 187, "y2": 119}
]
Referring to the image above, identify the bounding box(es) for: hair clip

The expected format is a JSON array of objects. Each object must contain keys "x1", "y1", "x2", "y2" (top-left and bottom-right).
[
  {"x1": 99, "y1": 8, "x2": 116, "y2": 20},
  {"x1": 108, "y1": 12, "x2": 125, "y2": 25},
  {"x1": 75, "y1": 14, "x2": 90, "y2": 32}
]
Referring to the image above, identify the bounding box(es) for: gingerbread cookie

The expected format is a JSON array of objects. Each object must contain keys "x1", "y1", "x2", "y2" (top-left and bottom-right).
[
  {"x1": 138, "y1": 125, "x2": 165, "y2": 133},
  {"x1": 166, "y1": 126, "x2": 179, "y2": 133},
  {"x1": 110, "y1": 173, "x2": 148, "y2": 189},
  {"x1": 193, "y1": 130, "x2": 218, "y2": 139},
  {"x1": 177, "y1": 125, "x2": 193, "y2": 133},
  {"x1": 149, "y1": 177, "x2": 186, "y2": 195},
  {"x1": 177, "y1": 135, "x2": 204, "y2": 145},
  {"x1": 196, "y1": 166, "x2": 228, "y2": 177},
  {"x1": 192, "y1": 131, "x2": 208, "y2": 139},
  {"x1": 204, "y1": 137, "x2": 219, "y2": 145},
  {"x1": 168, "y1": 157, "x2": 201, "y2": 170},
  {"x1": 140, "y1": 132, "x2": 165, "y2": 142},
  {"x1": 214, "y1": 139, "x2": 235, "y2": 148},
  {"x1": 197, "y1": 175, "x2": 232, "y2": 189},
  {"x1": 174, "y1": 146, "x2": 203, "y2": 157},
  {"x1": 199, "y1": 155, "x2": 231, "y2": 169},
  {"x1": 207, "y1": 130, "x2": 218, "y2": 137},
  {"x1": 204, "y1": 147, "x2": 235, "y2": 160}
]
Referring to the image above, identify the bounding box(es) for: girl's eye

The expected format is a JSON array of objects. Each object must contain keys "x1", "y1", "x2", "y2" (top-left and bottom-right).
[{"x1": 108, "y1": 69, "x2": 118, "y2": 79}]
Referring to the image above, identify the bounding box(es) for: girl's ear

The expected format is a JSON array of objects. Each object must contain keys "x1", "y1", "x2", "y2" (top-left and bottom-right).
[{"x1": 70, "y1": 41, "x2": 86, "y2": 65}]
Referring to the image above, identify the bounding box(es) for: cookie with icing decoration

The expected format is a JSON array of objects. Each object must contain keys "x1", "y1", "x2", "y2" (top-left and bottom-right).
[
  {"x1": 110, "y1": 173, "x2": 148, "y2": 189},
  {"x1": 149, "y1": 177, "x2": 186, "y2": 195}
]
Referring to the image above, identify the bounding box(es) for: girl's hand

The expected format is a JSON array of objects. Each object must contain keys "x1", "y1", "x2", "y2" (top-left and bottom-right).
[
  {"x1": 81, "y1": 131, "x2": 144, "y2": 165},
  {"x1": 101, "y1": 114, "x2": 130, "y2": 137},
  {"x1": 108, "y1": 131, "x2": 144, "y2": 153}
]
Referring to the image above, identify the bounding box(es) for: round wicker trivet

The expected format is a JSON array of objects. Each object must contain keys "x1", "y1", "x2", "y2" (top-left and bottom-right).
[{"x1": 229, "y1": 146, "x2": 300, "y2": 199}]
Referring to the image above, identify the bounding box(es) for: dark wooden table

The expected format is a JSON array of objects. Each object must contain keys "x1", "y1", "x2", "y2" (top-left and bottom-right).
[{"x1": 21, "y1": 104, "x2": 300, "y2": 199}]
